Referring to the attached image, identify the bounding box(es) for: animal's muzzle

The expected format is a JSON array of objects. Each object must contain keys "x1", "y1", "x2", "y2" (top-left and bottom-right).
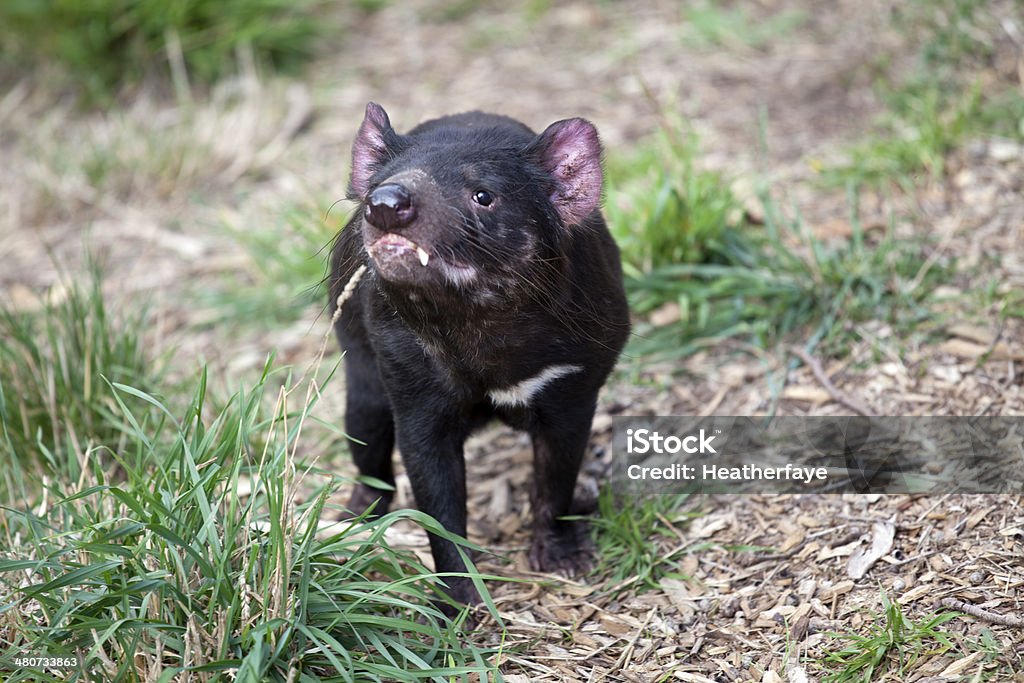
[{"x1": 364, "y1": 183, "x2": 416, "y2": 232}]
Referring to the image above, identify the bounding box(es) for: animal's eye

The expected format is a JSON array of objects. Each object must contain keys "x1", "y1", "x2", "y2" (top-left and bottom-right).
[{"x1": 472, "y1": 190, "x2": 494, "y2": 207}]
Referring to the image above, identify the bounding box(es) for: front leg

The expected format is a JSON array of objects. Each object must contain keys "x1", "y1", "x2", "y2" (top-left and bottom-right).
[
  {"x1": 528, "y1": 397, "x2": 598, "y2": 574},
  {"x1": 337, "y1": 304, "x2": 396, "y2": 518},
  {"x1": 392, "y1": 403, "x2": 479, "y2": 608}
]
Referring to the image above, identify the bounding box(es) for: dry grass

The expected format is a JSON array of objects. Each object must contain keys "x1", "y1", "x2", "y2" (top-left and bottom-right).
[{"x1": 0, "y1": 72, "x2": 316, "y2": 305}]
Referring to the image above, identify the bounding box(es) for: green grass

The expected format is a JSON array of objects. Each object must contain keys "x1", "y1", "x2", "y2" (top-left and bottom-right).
[
  {"x1": 819, "y1": 0, "x2": 1024, "y2": 190},
  {"x1": 900, "y1": 0, "x2": 1011, "y2": 72},
  {"x1": 818, "y1": 79, "x2": 1024, "y2": 190},
  {"x1": 606, "y1": 122, "x2": 740, "y2": 275},
  {"x1": 0, "y1": 272, "x2": 505, "y2": 682},
  {"x1": 820, "y1": 591, "x2": 957, "y2": 683},
  {"x1": 607, "y1": 123, "x2": 948, "y2": 360},
  {"x1": 424, "y1": 0, "x2": 494, "y2": 22},
  {"x1": 681, "y1": 1, "x2": 806, "y2": 50},
  {"x1": 199, "y1": 201, "x2": 340, "y2": 329},
  {"x1": 591, "y1": 488, "x2": 699, "y2": 591},
  {"x1": 0, "y1": 265, "x2": 160, "y2": 486},
  {"x1": 0, "y1": 0, "x2": 336, "y2": 101},
  {"x1": 607, "y1": 133, "x2": 948, "y2": 360},
  {"x1": 608, "y1": 0, "x2": 1018, "y2": 362}
]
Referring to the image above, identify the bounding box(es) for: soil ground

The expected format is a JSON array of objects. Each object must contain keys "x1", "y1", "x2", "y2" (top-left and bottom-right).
[{"x1": 2, "y1": 0, "x2": 1023, "y2": 680}]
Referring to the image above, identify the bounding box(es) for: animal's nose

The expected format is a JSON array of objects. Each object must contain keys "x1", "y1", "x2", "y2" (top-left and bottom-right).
[{"x1": 364, "y1": 183, "x2": 415, "y2": 231}]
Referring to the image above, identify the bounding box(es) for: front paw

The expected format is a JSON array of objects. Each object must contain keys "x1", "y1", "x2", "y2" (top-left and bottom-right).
[
  {"x1": 341, "y1": 483, "x2": 393, "y2": 519},
  {"x1": 528, "y1": 520, "x2": 594, "y2": 575}
]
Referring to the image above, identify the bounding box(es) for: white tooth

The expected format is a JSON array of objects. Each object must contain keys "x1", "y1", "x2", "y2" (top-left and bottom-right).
[{"x1": 417, "y1": 247, "x2": 430, "y2": 266}]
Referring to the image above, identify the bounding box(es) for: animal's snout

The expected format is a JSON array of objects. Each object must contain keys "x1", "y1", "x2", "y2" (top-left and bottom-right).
[{"x1": 365, "y1": 183, "x2": 415, "y2": 232}]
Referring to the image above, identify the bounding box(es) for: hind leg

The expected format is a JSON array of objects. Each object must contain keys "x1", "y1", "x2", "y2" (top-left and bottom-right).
[{"x1": 527, "y1": 396, "x2": 597, "y2": 574}]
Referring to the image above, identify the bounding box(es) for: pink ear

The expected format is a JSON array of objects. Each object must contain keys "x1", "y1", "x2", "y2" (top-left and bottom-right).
[
  {"x1": 531, "y1": 118, "x2": 603, "y2": 226},
  {"x1": 350, "y1": 102, "x2": 394, "y2": 198}
]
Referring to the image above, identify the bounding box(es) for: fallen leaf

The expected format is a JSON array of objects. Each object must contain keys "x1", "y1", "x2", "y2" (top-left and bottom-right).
[
  {"x1": 938, "y1": 338, "x2": 1024, "y2": 361},
  {"x1": 599, "y1": 615, "x2": 634, "y2": 637},
  {"x1": 661, "y1": 577, "x2": 702, "y2": 618},
  {"x1": 819, "y1": 580, "x2": 855, "y2": 600},
  {"x1": 690, "y1": 516, "x2": 730, "y2": 539},
  {"x1": 675, "y1": 673, "x2": 718, "y2": 683},
  {"x1": 847, "y1": 521, "x2": 896, "y2": 579},
  {"x1": 782, "y1": 386, "x2": 831, "y2": 403},
  {"x1": 790, "y1": 604, "x2": 812, "y2": 641},
  {"x1": 938, "y1": 650, "x2": 985, "y2": 678},
  {"x1": 947, "y1": 323, "x2": 995, "y2": 345},
  {"x1": 896, "y1": 584, "x2": 934, "y2": 605}
]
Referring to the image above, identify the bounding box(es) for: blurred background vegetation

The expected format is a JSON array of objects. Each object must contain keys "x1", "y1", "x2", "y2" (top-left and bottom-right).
[
  {"x1": 0, "y1": 0, "x2": 334, "y2": 101},
  {"x1": 5, "y1": 0, "x2": 1019, "y2": 357}
]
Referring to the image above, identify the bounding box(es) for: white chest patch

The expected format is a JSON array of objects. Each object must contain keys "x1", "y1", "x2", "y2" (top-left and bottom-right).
[{"x1": 487, "y1": 364, "x2": 584, "y2": 408}]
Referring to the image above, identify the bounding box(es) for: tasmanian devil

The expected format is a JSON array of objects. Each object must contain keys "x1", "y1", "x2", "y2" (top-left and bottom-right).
[{"x1": 329, "y1": 102, "x2": 630, "y2": 609}]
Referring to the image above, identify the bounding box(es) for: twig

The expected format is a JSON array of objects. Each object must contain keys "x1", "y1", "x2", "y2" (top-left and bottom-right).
[
  {"x1": 789, "y1": 346, "x2": 875, "y2": 417},
  {"x1": 610, "y1": 607, "x2": 657, "y2": 676},
  {"x1": 737, "y1": 546, "x2": 799, "y2": 567},
  {"x1": 941, "y1": 597, "x2": 1024, "y2": 627},
  {"x1": 906, "y1": 219, "x2": 958, "y2": 295},
  {"x1": 887, "y1": 549, "x2": 937, "y2": 567},
  {"x1": 698, "y1": 385, "x2": 729, "y2": 417}
]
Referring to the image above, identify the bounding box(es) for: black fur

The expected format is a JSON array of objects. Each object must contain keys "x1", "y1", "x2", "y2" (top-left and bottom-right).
[{"x1": 329, "y1": 103, "x2": 629, "y2": 611}]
